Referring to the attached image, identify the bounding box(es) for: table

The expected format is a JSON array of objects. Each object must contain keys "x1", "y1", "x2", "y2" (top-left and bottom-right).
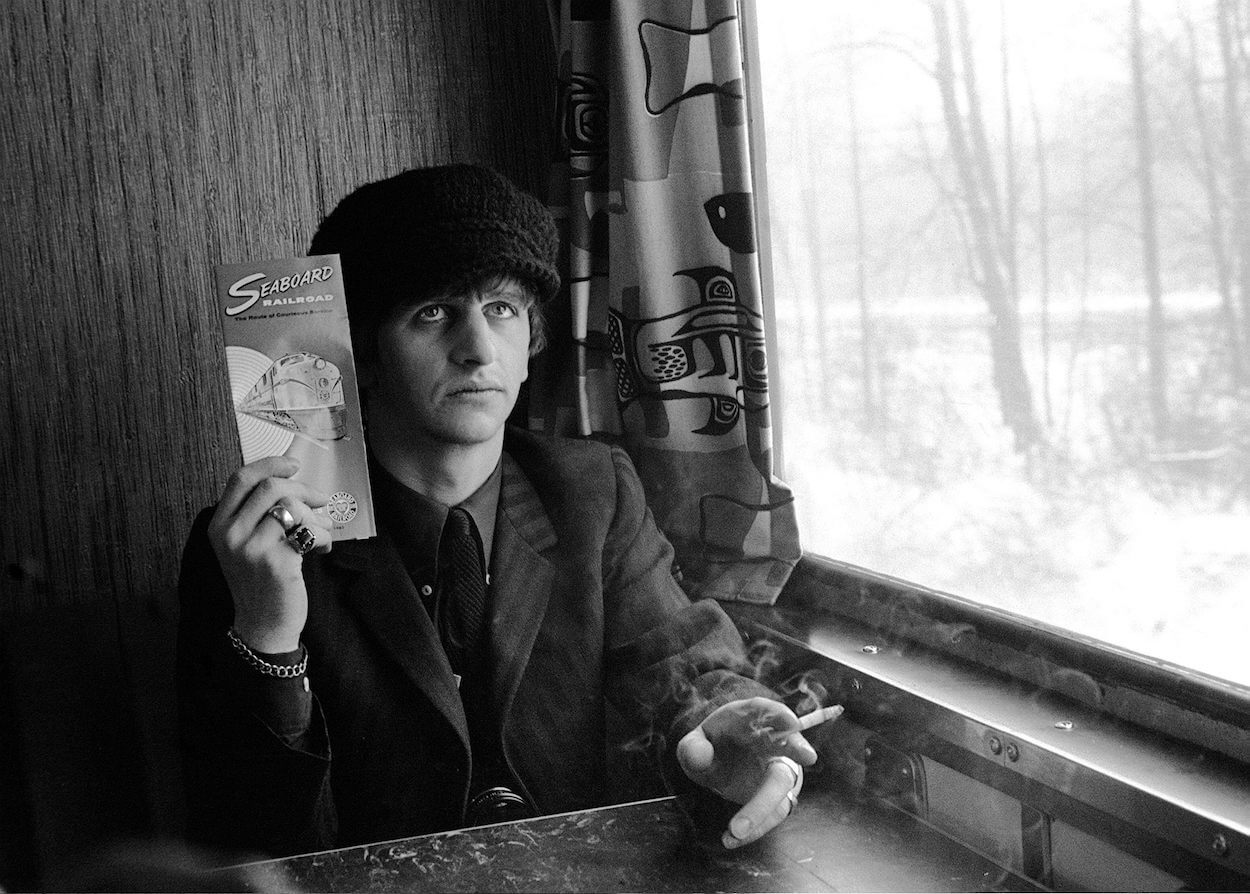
[{"x1": 239, "y1": 780, "x2": 1039, "y2": 892}]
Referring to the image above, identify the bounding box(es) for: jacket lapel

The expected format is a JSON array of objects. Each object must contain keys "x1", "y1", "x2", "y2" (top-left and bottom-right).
[
  {"x1": 490, "y1": 453, "x2": 558, "y2": 721},
  {"x1": 322, "y1": 536, "x2": 468, "y2": 745},
  {"x1": 317, "y1": 450, "x2": 559, "y2": 749}
]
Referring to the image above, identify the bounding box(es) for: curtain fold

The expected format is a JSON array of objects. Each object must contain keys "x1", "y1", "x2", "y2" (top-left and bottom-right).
[{"x1": 532, "y1": 0, "x2": 799, "y2": 603}]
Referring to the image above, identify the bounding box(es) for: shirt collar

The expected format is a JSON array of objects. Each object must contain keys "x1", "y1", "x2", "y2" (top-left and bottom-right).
[{"x1": 369, "y1": 454, "x2": 502, "y2": 580}]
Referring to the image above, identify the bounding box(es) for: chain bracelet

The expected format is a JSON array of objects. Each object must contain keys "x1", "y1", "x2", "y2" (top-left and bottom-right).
[{"x1": 226, "y1": 628, "x2": 308, "y2": 678}]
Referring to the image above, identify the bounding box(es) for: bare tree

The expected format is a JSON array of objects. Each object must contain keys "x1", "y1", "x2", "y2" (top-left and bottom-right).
[
  {"x1": 769, "y1": 27, "x2": 821, "y2": 415},
  {"x1": 1217, "y1": 0, "x2": 1250, "y2": 365},
  {"x1": 929, "y1": 0, "x2": 1044, "y2": 449},
  {"x1": 999, "y1": 0, "x2": 1020, "y2": 309},
  {"x1": 1183, "y1": 12, "x2": 1244, "y2": 385},
  {"x1": 845, "y1": 32, "x2": 879, "y2": 429},
  {"x1": 1130, "y1": 0, "x2": 1169, "y2": 443},
  {"x1": 1061, "y1": 96, "x2": 1098, "y2": 448},
  {"x1": 1026, "y1": 68, "x2": 1054, "y2": 426}
]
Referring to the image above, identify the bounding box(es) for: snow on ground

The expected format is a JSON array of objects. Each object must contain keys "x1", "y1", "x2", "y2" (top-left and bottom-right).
[
  {"x1": 774, "y1": 294, "x2": 1250, "y2": 687},
  {"x1": 785, "y1": 432, "x2": 1250, "y2": 685}
]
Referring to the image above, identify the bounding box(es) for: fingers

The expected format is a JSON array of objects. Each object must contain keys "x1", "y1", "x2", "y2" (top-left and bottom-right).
[
  {"x1": 687, "y1": 699, "x2": 826, "y2": 850},
  {"x1": 711, "y1": 698, "x2": 819, "y2": 766},
  {"x1": 241, "y1": 490, "x2": 320, "y2": 540},
  {"x1": 216, "y1": 457, "x2": 330, "y2": 517},
  {"x1": 680, "y1": 697, "x2": 829, "y2": 848},
  {"x1": 207, "y1": 458, "x2": 330, "y2": 654},
  {"x1": 676, "y1": 726, "x2": 716, "y2": 781},
  {"x1": 722, "y1": 755, "x2": 803, "y2": 850},
  {"x1": 304, "y1": 520, "x2": 333, "y2": 555},
  {"x1": 210, "y1": 457, "x2": 330, "y2": 548},
  {"x1": 214, "y1": 456, "x2": 301, "y2": 520},
  {"x1": 748, "y1": 698, "x2": 819, "y2": 765},
  {"x1": 778, "y1": 731, "x2": 818, "y2": 767},
  {"x1": 248, "y1": 497, "x2": 332, "y2": 561},
  {"x1": 271, "y1": 511, "x2": 334, "y2": 557}
]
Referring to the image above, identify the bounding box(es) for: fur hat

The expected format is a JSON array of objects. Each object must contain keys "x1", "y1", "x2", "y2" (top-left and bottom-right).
[{"x1": 309, "y1": 164, "x2": 561, "y2": 324}]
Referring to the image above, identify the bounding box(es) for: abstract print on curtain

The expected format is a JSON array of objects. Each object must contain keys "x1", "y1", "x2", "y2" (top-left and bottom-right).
[{"x1": 535, "y1": 0, "x2": 800, "y2": 604}]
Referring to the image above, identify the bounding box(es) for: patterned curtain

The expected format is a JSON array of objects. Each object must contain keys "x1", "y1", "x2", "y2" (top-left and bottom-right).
[{"x1": 531, "y1": 0, "x2": 800, "y2": 604}]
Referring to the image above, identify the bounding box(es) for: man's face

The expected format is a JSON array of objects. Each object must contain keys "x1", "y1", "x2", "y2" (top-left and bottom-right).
[{"x1": 366, "y1": 275, "x2": 533, "y2": 450}]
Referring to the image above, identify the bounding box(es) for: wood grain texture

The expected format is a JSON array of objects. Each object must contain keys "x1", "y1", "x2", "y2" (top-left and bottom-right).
[
  {"x1": 0, "y1": 0, "x2": 554, "y2": 880},
  {"x1": 2, "y1": 0, "x2": 553, "y2": 612}
]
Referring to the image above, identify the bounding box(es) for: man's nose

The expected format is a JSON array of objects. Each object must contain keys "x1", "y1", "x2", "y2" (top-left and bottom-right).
[{"x1": 450, "y1": 307, "x2": 497, "y2": 365}]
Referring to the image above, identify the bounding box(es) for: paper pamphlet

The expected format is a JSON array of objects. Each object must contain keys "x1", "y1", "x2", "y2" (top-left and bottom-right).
[{"x1": 215, "y1": 254, "x2": 376, "y2": 541}]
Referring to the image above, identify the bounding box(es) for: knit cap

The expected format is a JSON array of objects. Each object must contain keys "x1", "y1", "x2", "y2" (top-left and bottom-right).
[{"x1": 309, "y1": 164, "x2": 561, "y2": 325}]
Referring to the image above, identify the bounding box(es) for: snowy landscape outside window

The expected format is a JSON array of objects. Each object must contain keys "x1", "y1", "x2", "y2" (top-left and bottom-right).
[{"x1": 755, "y1": 0, "x2": 1250, "y2": 687}]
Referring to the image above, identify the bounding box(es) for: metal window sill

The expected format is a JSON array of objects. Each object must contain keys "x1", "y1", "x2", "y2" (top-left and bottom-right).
[{"x1": 724, "y1": 567, "x2": 1250, "y2": 890}]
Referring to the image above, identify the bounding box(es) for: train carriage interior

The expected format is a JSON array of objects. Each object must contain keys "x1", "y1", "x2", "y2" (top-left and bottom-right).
[{"x1": 2, "y1": 0, "x2": 1248, "y2": 891}]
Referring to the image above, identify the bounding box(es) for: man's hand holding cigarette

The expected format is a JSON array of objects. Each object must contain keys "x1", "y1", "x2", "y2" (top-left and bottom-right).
[{"x1": 675, "y1": 697, "x2": 844, "y2": 849}]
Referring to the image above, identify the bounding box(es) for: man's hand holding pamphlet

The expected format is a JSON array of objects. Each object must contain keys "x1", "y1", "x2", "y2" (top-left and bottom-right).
[{"x1": 215, "y1": 254, "x2": 375, "y2": 542}]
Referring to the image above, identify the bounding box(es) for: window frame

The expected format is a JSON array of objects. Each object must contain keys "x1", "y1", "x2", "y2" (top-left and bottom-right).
[
  {"x1": 780, "y1": 552, "x2": 1250, "y2": 763},
  {"x1": 738, "y1": 0, "x2": 1250, "y2": 881},
  {"x1": 727, "y1": 560, "x2": 1250, "y2": 887},
  {"x1": 736, "y1": 0, "x2": 1250, "y2": 719}
]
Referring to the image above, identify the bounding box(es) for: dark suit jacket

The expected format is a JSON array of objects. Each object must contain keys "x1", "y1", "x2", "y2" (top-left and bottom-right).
[{"x1": 177, "y1": 428, "x2": 771, "y2": 858}]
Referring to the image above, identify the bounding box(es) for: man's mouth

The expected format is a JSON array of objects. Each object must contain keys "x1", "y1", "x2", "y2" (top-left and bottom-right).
[{"x1": 448, "y1": 384, "x2": 502, "y2": 397}]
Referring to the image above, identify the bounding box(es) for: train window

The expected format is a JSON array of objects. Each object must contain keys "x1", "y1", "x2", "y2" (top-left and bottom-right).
[{"x1": 751, "y1": 0, "x2": 1250, "y2": 687}]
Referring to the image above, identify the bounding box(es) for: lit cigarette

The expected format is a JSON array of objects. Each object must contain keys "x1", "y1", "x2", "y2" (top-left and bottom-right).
[{"x1": 797, "y1": 704, "x2": 844, "y2": 731}]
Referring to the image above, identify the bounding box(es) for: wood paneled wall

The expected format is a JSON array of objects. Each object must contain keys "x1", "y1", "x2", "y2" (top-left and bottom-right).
[{"x1": 0, "y1": 0, "x2": 554, "y2": 885}]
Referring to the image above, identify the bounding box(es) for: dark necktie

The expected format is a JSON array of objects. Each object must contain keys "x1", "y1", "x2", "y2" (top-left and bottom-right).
[{"x1": 439, "y1": 507, "x2": 488, "y2": 674}]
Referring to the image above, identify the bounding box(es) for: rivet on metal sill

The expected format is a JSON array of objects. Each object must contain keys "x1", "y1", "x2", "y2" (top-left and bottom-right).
[
  {"x1": 861, "y1": 644, "x2": 880, "y2": 654},
  {"x1": 988, "y1": 736, "x2": 1002, "y2": 755},
  {"x1": 1211, "y1": 833, "x2": 1229, "y2": 858},
  {"x1": 1005, "y1": 742, "x2": 1020, "y2": 762},
  {"x1": 1054, "y1": 720, "x2": 1074, "y2": 731}
]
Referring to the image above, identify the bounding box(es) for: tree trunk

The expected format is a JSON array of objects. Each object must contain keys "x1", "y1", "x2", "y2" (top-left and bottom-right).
[
  {"x1": 1186, "y1": 14, "x2": 1243, "y2": 385},
  {"x1": 1061, "y1": 101, "x2": 1096, "y2": 446},
  {"x1": 845, "y1": 35, "x2": 877, "y2": 429},
  {"x1": 800, "y1": 177, "x2": 834, "y2": 411},
  {"x1": 1218, "y1": 0, "x2": 1250, "y2": 369},
  {"x1": 1028, "y1": 71, "x2": 1053, "y2": 425},
  {"x1": 931, "y1": 0, "x2": 1043, "y2": 450},
  {"x1": 999, "y1": 0, "x2": 1020, "y2": 310},
  {"x1": 1129, "y1": 0, "x2": 1168, "y2": 443}
]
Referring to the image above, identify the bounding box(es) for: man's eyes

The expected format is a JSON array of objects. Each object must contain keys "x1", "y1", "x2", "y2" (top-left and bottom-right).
[
  {"x1": 413, "y1": 304, "x2": 449, "y2": 322},
  {"x1": 483, "y1": 300, "x2": 520, "y2": 318},
  {"x1": 409, "y1": 299, "x2": 523, "y2": 323}
]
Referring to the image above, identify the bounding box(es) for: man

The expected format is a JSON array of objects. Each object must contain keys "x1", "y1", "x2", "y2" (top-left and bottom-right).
[{"x1": 178, "y1": 163, "x2": 823, "y2": 859}]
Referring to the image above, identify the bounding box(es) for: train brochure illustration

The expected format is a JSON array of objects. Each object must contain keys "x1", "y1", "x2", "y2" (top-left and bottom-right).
[{"x1": 215, "y1": 254, "x2": 376, "y2": 541}]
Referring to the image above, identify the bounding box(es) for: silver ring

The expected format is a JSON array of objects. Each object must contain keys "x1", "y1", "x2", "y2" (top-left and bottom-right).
[
  {"x1": 285, "y1": 524, "x2": 317, "y2": 556},
  {"x1": 767, "y1": 754, "x2": 801, "y2": 789},
  {"x1": 266, "y1": 504, "x2": 299, "y2": 534},
  {"x1": 786, "y1": 789, "x2": 799, "y2": 813}
]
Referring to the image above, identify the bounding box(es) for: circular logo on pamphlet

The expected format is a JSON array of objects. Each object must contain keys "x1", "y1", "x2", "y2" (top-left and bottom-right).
[{"x1": 328, "y1": 492, "x2": 358, "y2": 524}]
